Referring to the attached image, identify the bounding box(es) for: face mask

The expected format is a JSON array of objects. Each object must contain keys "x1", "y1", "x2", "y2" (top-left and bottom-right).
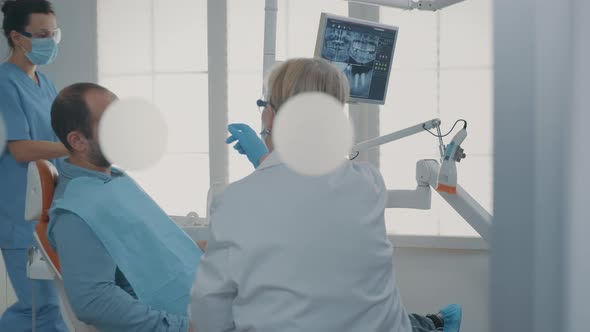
[{"x1": 24, "y1": 38, "x2": 59, "y2": 65}]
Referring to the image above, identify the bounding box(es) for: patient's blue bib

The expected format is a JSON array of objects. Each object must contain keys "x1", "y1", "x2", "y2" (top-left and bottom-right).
[{"x1": 49, "y1": 174, "x2": 202, "y2": 316}]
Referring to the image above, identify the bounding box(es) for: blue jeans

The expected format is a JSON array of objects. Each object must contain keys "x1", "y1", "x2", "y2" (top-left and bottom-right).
[
  {"x1": 410, "y1": 313, "x2": 442, "y2": 332},
  {"x1": 0, "y1": 248, "x2": 67, "y2": 332}
]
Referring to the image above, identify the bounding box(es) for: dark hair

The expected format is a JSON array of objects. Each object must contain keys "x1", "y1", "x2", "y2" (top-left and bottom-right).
[
  {"x1": 2, "y1": 0, "x2": 55, "y2": 48},
  {"x1": 51, "y1": 83, "x2": 115, "y2": 151}
]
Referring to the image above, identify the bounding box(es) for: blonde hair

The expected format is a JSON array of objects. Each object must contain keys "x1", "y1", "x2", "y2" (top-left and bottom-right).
[{"x1": 266, "y1": 58, "x2": 350, "y2": 111}]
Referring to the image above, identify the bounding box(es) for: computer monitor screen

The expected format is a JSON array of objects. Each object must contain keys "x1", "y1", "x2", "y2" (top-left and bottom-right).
[{"x1": 315, "y1": 13, "x2": 398, "y2": 105}]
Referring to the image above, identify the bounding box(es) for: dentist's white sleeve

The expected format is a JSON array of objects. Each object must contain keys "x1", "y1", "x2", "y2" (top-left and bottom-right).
[{"x1": 190, "y1": 241, "x2": 237, "y2": 332}]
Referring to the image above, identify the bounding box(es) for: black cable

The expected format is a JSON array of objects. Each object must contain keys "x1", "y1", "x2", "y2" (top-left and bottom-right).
[
  {"x1": 349, "y1": 120, "x2": 467, "y2": 160},
  {"x1": 423, "y1": 119, "x2": 467, "y2": 138}
]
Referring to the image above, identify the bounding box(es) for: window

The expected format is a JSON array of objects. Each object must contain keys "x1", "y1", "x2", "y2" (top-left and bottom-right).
[
  {"x1": 228, "y1": 0, "x2": 348, "y2": 181},
  {"x1": 227, "y1": 0, "x2": 493, "y2": 237},
  {"x1": 97, "y1": 0, "x2": 493, "y2": 237},
  {"x1": 380, "y1": 0, "x2": 493, "y2": 237},
  {"x1": 97, "y1": 0, "x2": 210, "y2": 217}
]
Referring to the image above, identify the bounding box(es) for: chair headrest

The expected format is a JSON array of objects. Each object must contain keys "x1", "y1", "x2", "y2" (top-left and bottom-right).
[
  {"x1": 25, "y1": 160, "x2": 59, "y2": 222},
  {"x1": 26, "y1": 160, "x2": 62, "y2": 272}
]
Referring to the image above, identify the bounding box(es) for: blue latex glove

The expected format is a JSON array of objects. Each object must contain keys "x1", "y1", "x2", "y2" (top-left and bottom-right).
[
  {"x1": 439, "y1": 304, "x2": 462, "y2": 332},
  {"x1": 226, "y1": 123, "x2": 268, "y2": 168}
]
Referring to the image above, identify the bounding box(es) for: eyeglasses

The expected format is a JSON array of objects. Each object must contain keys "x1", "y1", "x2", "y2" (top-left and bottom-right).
[
  {"x1": 257, "y1": 99, "x2": 274, "y2": 139},
  {"x1": 256, "y1": 99, "x2": 275, "y2": 114},
  {"x1": 18, "y1": 28, "x2": 62, "y2": 44}
]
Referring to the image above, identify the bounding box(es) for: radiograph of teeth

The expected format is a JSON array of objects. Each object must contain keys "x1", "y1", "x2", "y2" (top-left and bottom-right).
[
  {"x1": 349, "y1": 33, "x2": 377, "y2": 65},
  {"x1": 344, "y1": 65, "x2": 373, "y2": 98},
  {"x1": 322, "y1": 28, "x2": 381, "y2": 98},
  {"x1": 322, "y1": 28, "x2": 352, "y2": 62}
]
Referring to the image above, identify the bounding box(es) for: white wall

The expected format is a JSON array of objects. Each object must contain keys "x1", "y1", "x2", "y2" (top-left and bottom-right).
[
  {"x1": 42, "y1": 0, "x2": 98, "y2": 89},
  {"x1": 0, "y1": 0, "x2": 97, "y2": 315}
]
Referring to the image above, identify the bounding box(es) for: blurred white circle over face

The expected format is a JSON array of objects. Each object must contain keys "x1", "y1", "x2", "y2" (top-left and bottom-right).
[
  {"x1": 98, "y1": 98, "x2": 168, "y2": 171},
  {"x1": 273, "y1": 92, "x2": 354, "y2": 176},
  {"x1": 0, "y1": 114, "x2": 6, "y2": 156}
]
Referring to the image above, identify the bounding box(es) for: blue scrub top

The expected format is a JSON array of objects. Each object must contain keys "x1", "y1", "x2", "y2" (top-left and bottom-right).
[{"x1": 0, "y1": 62, "x2": 59, "y2": 249}]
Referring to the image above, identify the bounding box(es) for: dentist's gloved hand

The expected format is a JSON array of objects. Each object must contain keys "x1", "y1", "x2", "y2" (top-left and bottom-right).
[{"x1": 226, "y1": 123, "x2": 268, "y2": 168}]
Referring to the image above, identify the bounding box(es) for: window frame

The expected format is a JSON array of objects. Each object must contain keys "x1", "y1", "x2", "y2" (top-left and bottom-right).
[{"x1": 96, "y1": 0, "x2": 492, "y2": 249}]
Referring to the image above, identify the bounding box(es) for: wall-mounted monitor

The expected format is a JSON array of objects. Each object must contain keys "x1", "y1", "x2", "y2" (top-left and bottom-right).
[{"x1": 315, "y1": 13, "x2": 399, "y2": 105}]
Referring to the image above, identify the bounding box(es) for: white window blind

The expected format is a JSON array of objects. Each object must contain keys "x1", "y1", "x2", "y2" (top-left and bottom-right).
[
  {"x1": 97, "y1": 0, "x2": 210, "y2": 217},
  {"x1": 380, "y1": 0, "x2": 493, "y2": 236}
]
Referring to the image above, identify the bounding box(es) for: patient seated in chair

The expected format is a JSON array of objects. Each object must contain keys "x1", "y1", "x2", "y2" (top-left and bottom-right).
[{"x1": 47, "y1": 83, "x2": 202, "y2": 332}]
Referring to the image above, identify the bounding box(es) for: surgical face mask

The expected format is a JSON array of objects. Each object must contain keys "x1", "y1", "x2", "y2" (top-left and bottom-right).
[{"x1": 23, "y1": 38, "x2": 59, "y2": 65}]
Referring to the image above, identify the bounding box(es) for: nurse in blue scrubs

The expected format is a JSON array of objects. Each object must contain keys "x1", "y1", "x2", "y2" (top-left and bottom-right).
[{"x1": 0, "y1": 1, "x2": 68, "y2": 330}]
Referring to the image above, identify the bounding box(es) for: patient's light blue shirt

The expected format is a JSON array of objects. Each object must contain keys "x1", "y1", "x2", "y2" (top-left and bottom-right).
[{"x1": 48, "y1": 161, "x2": 189, "y2": 332}]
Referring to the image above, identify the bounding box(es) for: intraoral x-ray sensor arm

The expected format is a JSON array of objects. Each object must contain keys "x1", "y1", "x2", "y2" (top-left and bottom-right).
[
  {"x1": 413, "y1": 159, "x2": 492, "y2": 241},
  {"x1": 386, "y1": 160, "x2": 491, "y2": 241},
  {"x1": 353, "y1": 120, "x2": 492, "y2": 241},
  {"x1": 436, "y1": 180, "x2": 492, "y2": 241},
  {"x1": 344, "y1": 0, "x2": 466, "y2": 11},
  {"x1": 387, "y1": 160, "x2": 433, "y2": 210},
  {"x1": 351, "y1": 119, "x2": 442, "y2": 153}
]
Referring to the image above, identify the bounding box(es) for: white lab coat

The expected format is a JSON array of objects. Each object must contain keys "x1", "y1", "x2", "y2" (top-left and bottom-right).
[{"x1": 191, "y1": 152, "x2": 412, "y2": 332}]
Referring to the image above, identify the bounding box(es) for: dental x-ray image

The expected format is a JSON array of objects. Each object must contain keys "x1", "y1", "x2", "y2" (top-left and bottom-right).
[
  {"x1": 322, "y1": 28, "x2": 377, "y2": 97},
  {"x1": 322, "y1": 28, "x2": 352, "y2": 62},
  {"x1": 316, "y1": 14, "x2": 398, "y2": 104}
]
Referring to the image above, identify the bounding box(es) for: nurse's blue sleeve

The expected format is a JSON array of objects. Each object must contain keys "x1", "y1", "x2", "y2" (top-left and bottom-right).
[
  {"x1": 51, "y1": 211, "x2": 189, "y2": 332},
  {"x1": 0, "y1": 80, "x2": 31, "y2": 141},
  {"x1": 190, "y1": 238, "x2": 236, "y2": 332}
]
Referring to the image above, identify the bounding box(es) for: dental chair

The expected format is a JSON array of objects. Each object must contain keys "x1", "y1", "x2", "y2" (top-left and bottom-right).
[{"x1": 25, "y1": 160, "x2": 97, "y2": 332}]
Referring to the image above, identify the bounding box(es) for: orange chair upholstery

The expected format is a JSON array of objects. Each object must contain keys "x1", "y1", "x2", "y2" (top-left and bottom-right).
[
  {"x1": 33, "y1": 160, "x2": 61, "y2": 272},
  {"x1": 25, "y1": 160, "x2": 97, "y2": 332}
]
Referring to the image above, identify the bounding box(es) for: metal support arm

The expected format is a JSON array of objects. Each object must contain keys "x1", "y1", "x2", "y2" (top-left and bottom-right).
[
  {"x1": 421, "y1": 160, "x2": 492, "y2": 241},
  {"x1": 386, "y1": 160, "x2": 433, "y2": 209},
  {"x1": 352, "y1": 119, "x2": 441, "y2": 153},
  {"x1": 387, "y1": 159, "x2": 492, "y2": 241}
]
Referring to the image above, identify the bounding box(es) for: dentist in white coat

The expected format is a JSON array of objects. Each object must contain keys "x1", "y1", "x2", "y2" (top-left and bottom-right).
[{"x1": 190, "y1": 58, "x2": 461, "y2": 332}]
